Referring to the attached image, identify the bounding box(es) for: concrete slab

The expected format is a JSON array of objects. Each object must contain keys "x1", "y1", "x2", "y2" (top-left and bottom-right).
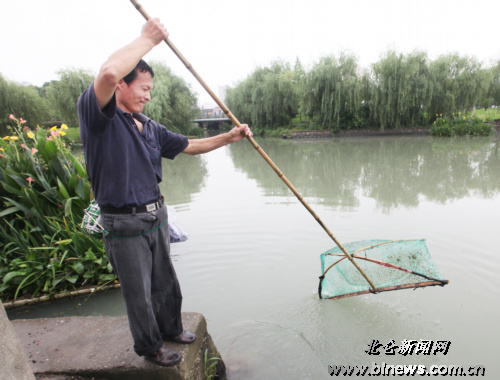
[
  {"x1": 0, "y1": 302, "x2": 35, "y2": 380},
  {"x1": 12, "y1": 312, "x2": 225, "y2": 380}
]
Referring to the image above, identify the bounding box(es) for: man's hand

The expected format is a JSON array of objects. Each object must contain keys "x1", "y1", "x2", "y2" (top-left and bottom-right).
[
  {"x1": 183, "y1": 123, "x2": 252, "y2": 155},
  {"x1": 94, "y1": 18, "x2": 169, "y2": 110},
  {"x1": 141, "y1": 18, "x2": 169, "y2": 46},
  {"x1": 228, "y1": 124, "x2": 253, "y2": 143}
]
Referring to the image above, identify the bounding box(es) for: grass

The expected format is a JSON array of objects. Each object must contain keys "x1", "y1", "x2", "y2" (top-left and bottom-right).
[
  {"x1": 66, "y1": 127, "x2": 81, "y2": 142},
  {"x1": 469, "y1": 108, "x2": 500, "y2": 121}
]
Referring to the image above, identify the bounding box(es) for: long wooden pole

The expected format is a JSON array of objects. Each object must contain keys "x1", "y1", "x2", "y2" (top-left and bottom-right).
[{"x1": 129, "y1": 0, "x2": 377, "y2": 292}]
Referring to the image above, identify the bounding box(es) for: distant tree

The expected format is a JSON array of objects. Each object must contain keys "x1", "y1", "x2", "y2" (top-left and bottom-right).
[
  {"x1": 226, "y1": 61, "x2": 300, "y2": 130},
  {"x1": 263, "y1": 61, "x2": 300, "y2": 128},
  {"x1": 302, "y1": 53, "x2": 364, "y2": 131},
  {"x1": 369, "y1": 50, "x2": 430, "y2": 130},
  {"x1": 144, "y1": 61, "x2": 198, "y2": 135},
  {"x1": 43, "y1": 69, "x2": 95, "y2": 128},
  {"x1": 487, "y1": 60, "x2": 500, "y2": 108},
  {"x1": 293, "y1": 57, "x2": 306, "y2": 121},
  {"x1": 0, "y1": 74, "x2": 49, "y2": 135},
  {"x1": 427, "y1": 54, "x2": 489, "y2": 120}
]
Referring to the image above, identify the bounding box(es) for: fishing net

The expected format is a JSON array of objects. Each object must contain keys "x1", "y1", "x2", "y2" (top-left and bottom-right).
[{"x1": 319, "y1": 239, "x2": 448, "y2": 300}]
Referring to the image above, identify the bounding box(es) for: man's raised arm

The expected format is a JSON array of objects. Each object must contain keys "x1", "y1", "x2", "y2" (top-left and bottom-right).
[{"x1": 93, "y1": 18, "x2": 168, "y2": 110}]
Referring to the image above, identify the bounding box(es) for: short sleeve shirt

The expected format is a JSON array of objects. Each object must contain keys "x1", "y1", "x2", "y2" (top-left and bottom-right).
[{"x1": 77, "y1": 82, "x2": 189, "y2": 208}]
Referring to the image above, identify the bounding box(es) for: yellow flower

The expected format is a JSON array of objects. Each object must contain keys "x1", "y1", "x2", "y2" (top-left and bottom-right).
[
  {"x1": 60, "y1": 131, "x2": 66, "y2": 136},
  {"x1": 0, "y1": 147, "x2": 4, "y2": 152},
  {"x1": 27, "y1": 131, "x2": 35, "y2": 140},
  {"x1": 2, "y1": 136, "x2": 9, "y2": 141},
  {"x1": 50, "y1": 126, "x2": 58, "y2": 131},
  {"x1": 61, "y1": 124, "x2": 68, "y2": 130},
  {"x1": 9, "y1": 136, "x2": 19, "y2": 141}
]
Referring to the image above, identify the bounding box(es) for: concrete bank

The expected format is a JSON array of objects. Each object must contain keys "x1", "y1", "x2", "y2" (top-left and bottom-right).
[
  {"x1": 0, "y1": 302, "x2": 36, "y2": 380},
  {"x1": 11, "y1": 312, "x2": 225, "y2": 380}
]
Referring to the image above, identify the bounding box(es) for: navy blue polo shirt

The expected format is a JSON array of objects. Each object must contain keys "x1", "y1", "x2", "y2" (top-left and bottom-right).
[{"x1": 77, "y1": 82, "x2": 189, "y2": 208}]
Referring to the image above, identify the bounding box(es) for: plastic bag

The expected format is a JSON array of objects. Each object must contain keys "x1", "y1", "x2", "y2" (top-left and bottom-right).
[{"x1": 167, "y1": 205, "x2": 189, "y2": 243}]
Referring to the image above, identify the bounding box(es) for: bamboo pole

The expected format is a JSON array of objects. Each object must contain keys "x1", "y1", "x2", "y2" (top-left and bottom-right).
[
  {"x1": 129, "y1": 0, "x2": 377, "y2": 292},
  {"x1": 2, "y1": 284, "x2": 121, "y2": 309}
]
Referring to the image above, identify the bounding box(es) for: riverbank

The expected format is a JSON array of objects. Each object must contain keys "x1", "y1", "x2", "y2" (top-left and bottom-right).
[{"x1": 285, "y1": 121, "x2": 500, "y2": 139}]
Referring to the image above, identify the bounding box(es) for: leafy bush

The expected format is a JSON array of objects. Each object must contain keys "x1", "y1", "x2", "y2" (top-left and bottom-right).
[
  {"x1": 430, "y1": 113, "x2": 493, "y2": 136},
  {"x1": 0, "y1": 115, "x2": 113, "y2": 301}
]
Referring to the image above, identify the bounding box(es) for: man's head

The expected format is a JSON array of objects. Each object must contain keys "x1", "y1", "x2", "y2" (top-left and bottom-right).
[
  {"x1": 116, "y1": 60, "x2": 155, "y2": 114},
  {"x1": 122, "y1": 59, "x2": 155, "y2": 84}
]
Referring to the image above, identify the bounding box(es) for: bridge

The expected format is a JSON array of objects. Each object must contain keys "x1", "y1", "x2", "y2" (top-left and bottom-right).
[{"x1": 192, "y1": 117, "x2": 232, "y2": 130}]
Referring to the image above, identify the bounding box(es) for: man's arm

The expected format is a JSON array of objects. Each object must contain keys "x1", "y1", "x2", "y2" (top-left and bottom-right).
[
  {"x1": 182, "y1": 124, "x2": 253, "y2": 155},
  {"x1": 93, "y1": 18, "x2": 168, "y2": 110}
]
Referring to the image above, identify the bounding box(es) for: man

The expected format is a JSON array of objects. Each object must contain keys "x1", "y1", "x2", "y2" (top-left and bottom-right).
[{"x1": 77, "y1": 18, "x2": 252, "y2": 366}]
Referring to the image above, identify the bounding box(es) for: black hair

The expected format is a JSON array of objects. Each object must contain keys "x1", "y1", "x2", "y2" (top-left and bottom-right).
[{"x1": 122, "y1": 59, "x2": 154, "y2": 84}]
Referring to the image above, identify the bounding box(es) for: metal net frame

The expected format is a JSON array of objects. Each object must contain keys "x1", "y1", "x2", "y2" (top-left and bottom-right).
[{"x1": 319, "y1": 239, "x2": 448, "y2": 300}]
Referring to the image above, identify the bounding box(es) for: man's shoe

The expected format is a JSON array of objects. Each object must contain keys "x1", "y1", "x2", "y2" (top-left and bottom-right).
[
  {"x1": 164, "y1": 330, "x2": 196, "y2": 344},
  {"x1": 144, "y1": 346, "x2": 182, "y2": 366}
]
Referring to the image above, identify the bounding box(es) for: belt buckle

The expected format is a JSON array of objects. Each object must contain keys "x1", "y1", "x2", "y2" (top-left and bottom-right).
[{"x1": 146, "y1": 203, "x2": 156, "y2": 212}]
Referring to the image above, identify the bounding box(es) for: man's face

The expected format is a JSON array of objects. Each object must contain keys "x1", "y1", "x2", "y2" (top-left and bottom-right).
[{"x1": 116, "y1": 70, "x2": 153, "y2": 114}]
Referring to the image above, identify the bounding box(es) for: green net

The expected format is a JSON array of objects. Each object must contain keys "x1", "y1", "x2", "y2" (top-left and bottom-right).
[{"x1": 319, "y1": 239, "x2": 448, "y2": 300}]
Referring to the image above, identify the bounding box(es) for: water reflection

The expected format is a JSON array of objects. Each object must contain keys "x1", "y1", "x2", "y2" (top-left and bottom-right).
[
  {"x1": 159, "y1": 154, "x2": 207, "y2": 205},
  {"x1": 229, "y1": 135, "x2": 500, "y2": 211}
]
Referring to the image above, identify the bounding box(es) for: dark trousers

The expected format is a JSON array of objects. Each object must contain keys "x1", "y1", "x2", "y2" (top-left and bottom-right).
[{"x1": 101, "y1": 205, "x2": 183, "y2": 356}]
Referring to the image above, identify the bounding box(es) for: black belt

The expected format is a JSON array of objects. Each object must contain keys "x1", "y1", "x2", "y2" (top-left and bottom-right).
[{"x1": 100, "y1": 196, "x2": 164, "y2": 215}]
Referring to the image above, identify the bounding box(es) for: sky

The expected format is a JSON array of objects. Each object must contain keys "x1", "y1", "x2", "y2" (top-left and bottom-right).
[{"x1": 1, "y1": 0, "x2": 499, "y2": 108}]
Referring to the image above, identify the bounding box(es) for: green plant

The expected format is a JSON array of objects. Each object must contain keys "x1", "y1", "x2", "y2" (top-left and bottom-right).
[
  {"x1": 204, "y1": 348, "x2": 221, "y2": 380},
  {"x1": 0, "y1": 115, "x2": 113, "y2": 301},
  {"x1": 430, "y1": 113, "x2": 493, "y2": 136},
  {"x1": 65, "y1": 127, "x2": 81, "y2": 142}
]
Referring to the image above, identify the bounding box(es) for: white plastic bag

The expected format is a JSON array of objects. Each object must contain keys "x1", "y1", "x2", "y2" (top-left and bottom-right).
[{"x1": 167, "y1": 205, "x2": 189, "y2": 243}]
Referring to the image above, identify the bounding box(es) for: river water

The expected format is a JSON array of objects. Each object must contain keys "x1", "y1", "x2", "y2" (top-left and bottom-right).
[{"x1": 8, "y1": 134, "x2": 500, "y2": 379}]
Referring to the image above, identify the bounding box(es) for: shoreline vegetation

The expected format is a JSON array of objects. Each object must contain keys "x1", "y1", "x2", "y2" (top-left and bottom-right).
[
  {"x1": 1, "y1": 49, "x2": 499, "y2": 305},
  {"x1": 1, "y1": 117, "x2": 117, "y2": 305}
]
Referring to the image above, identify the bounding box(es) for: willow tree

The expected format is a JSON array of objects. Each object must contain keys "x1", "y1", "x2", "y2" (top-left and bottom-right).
[
  {"x1": 225, "y1": 61, "x2": 300, "y2": 130},
  {"x1": 369, "y1": 50, "x2": 430, "y2": 130},
  {"x1": 302, "y1": 54, "x2": 364, "y2": 131},
  {"x1": 263, "y1": 61, "x2": 300, "y2": 128},
  {"x1": 427, "y1": 54, "x2": 489, "y2": 120},
  {"x1": 487, "y1": 60, "x2": 500, "y2": 108},
  {"x1": 43, "y1": 69, "x2": 95, "y2": 128},
  {"x1": 225, "y1": 78, "x2": 254, "y2": 128},
  {"x1": 0, "y1": 74, "x2": 49, "y2": 135},
  {"x1": 144, "y1": 61, "x2": 198, "y2": 135}
]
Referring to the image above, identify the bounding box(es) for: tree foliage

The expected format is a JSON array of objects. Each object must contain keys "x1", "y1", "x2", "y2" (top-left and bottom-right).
[
  {"x1": 370, "y1": 50, "x2": 430, "y2": 130},
  {"x1": 144, "y1": 61, "x2": 198, "y2": 135},
  {"x1": 302, "y1": 54, "x2": 364, "y2": 131},
  {"x1": 427, "y1": 54, "x2": 490, "y2": 121},
  {"x1": 43, "y1": 69, "x2": 95, "y2": 128},
  {"x1": 226, "y1": 60, "x2": 300, "y2": 131},
  {"x1": 486, "y1": 61, "x2": 500, "y2": 109},
  {"x1": 1, "y1": 53, "x2": 499, "y2": 138},
  {"x1": 0, "y1": 74, "x2": 50, "y2": 135}
]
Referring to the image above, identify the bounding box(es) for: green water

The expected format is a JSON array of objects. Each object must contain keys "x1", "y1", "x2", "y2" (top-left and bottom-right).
[{"x1": 9, "y1": 134, "x2": 500, "y2": 379}]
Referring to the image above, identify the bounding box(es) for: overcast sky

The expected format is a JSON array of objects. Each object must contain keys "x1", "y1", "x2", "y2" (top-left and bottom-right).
[{"x1": 1, "y1": 0, "x2": 499, "y2": 107}]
